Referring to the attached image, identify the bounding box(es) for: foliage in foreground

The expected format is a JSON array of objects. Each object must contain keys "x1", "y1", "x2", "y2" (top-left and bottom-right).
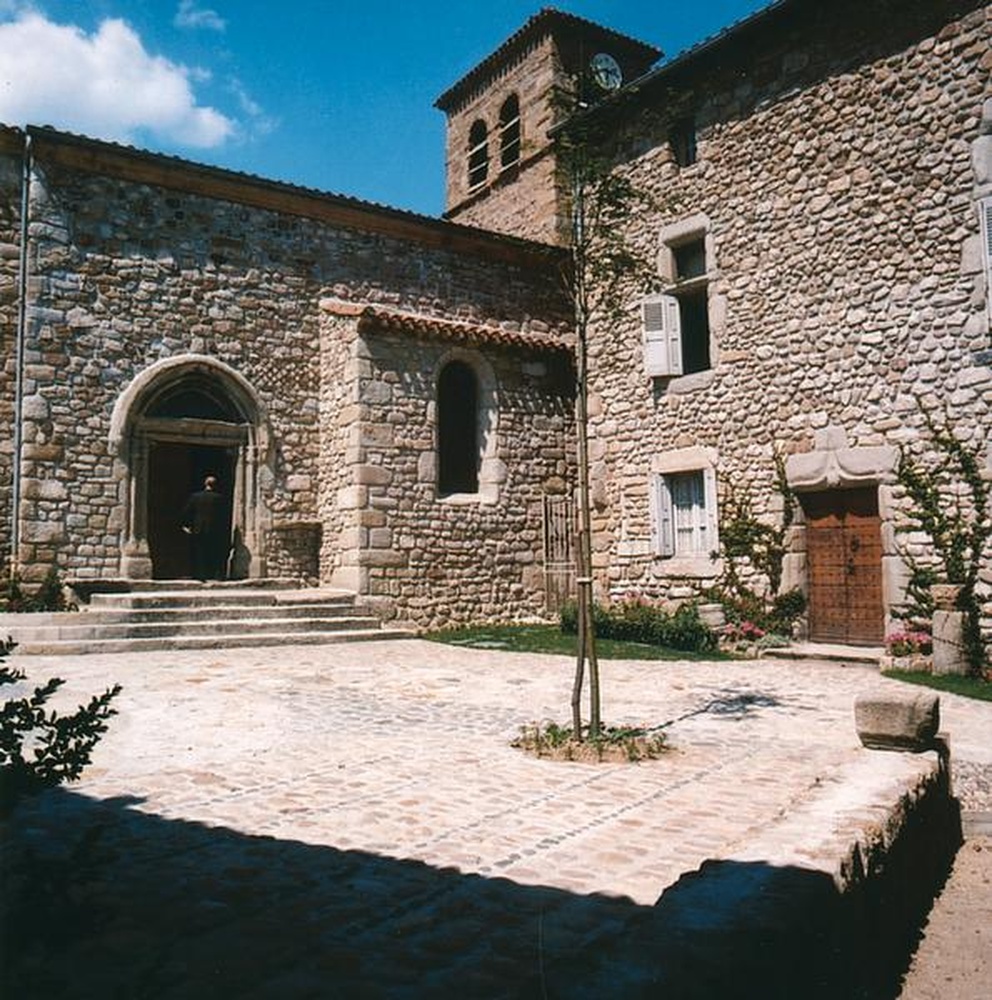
[
  {"x1": 560, "y1": 598, "x2": 718, "y2": 653},
  {"x1": 513, "y1": 720, "x2": 667, "y2": 763},
  {"x1": 883, "y1": 669, "x2": 992, "y2": 703},
  {"x1": 0, "y1": 638, "x2": 121, "y2": 816}
]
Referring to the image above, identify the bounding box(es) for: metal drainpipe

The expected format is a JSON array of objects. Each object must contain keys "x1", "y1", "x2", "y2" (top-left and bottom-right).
[{"x1": 11, "y1": 131, "x2": 33, "y2": 579}]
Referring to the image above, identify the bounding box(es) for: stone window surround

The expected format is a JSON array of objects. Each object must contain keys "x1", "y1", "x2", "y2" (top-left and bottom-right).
[
  {"x1": 783, "y1": 425, "x2": 904, "y2": 635},
  {"x1": 109, "y1": 354, "x2": 273, "y2": 580},
  {"x1": 656, "y1": 214, "x2": 723, "y2": 393},
  {"x1": 649, "y1": 445, "x2": 720, "y2": 579},
  {"x1": 431, "y1": 347, "x2": 502, "y2": 506}
]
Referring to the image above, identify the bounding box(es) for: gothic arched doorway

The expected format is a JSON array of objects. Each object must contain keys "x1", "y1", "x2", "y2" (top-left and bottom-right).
[{"x1": 110, "y1": 356, "x2": 270, "y2": 581}]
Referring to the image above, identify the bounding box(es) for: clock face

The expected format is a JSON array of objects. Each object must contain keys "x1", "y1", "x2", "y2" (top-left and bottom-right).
[{"x1": 590, "y1": 52, "x2": 623, "y2": 92}]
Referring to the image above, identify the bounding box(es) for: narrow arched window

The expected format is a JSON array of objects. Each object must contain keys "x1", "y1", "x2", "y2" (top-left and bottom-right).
[
  {"x1": 468, "y1": 120, "x2": 489, "y2": 190},
  {"x1": 438, "y1": 361, "x2": 479, "y2": 495},
  {"x1": 499, "y1": 95, "x2": 521, "y2": 169}
]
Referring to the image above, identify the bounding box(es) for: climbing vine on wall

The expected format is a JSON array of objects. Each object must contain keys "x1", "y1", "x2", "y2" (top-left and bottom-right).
[
  {"x1": 705, "y1": 456, "x2": 805, "y2": 634},
  {"x1": 895, "y1": 409, "x2": 991, "y2": 675}
]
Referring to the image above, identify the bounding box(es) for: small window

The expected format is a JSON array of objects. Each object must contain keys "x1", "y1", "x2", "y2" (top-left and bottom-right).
[
  {"x1": 654, "y1": 468, "x2": 717, "y2": 557},
  {"x1": 669, "y1": 117, "x2": 697, "y2": 168},
  {"x1": 677, "y1": 286, "x2": 711, "y2": 374},
  {"x1": 673, "y1": 238, "x2": 706, "y2": 280},
  {"x1": 499, "y1": 95, "x2": 521, "y2": 169},
  {"x1": 438, "y1": 361, "x2": 479, "y2": 495},
  {"x1": 642, "y1": 235, "x2": 711, "y2": 378},
  {"x1": 468, "y1": 120, "x2": 489, "y2": 190}
]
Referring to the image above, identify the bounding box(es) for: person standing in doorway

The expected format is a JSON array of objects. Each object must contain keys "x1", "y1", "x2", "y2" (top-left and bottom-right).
[{"x1": 180, "y1": 475, "x2": 228, "y2": 581}]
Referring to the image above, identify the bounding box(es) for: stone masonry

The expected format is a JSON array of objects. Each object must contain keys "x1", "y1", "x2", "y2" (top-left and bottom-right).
[
  {"x1": 572, "y1": 0, "x2": 992, "y2": 647},
  {"x1": 319, "y1": 304, "x2": 574, "y2": 627},
  {"x1": 0, "y1": 125, "x2": 574, "y2": 627},
  {"x1": 2, "y1": 0, "x2": 991, "y2": 645}
]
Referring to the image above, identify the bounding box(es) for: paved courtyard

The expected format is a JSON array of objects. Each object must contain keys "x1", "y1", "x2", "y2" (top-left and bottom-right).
[{"x1": 4, "y1": 639, "x2": 990, "y2": 997}]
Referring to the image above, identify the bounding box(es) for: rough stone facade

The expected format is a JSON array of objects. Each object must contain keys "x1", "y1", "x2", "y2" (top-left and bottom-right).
[
  {"x1": 2, "y1": 0, "x2": 990, "y2": 648},
  {"x1": 0, "y1": 126, "x2": 573, "y2": 627},
  {"x1": 320, "y1": 306, "x2": 574, "y2": 626},
  {"x1": 571, "y1": 0, "x2": 992, "y2": 647}
]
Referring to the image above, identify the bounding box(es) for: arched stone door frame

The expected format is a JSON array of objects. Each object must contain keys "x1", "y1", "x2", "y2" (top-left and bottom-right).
[{"x1": 109, "y1": 355, "x2": 272, "y2": 580}]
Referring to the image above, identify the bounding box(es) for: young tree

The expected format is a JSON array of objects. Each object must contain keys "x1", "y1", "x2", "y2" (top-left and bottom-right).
[{"x1": 556, "y1": 114, "x2": 661, "y2": 738}]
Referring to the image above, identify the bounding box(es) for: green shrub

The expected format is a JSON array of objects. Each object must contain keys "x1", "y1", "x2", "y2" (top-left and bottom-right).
[
  {"x1": 703, "y1": 584, "x2": 806, "y2": 637},
  {"x1": 0, "y1": 567, "x2": 74, "y2": 613},
  {"x1": 769, "y1": 587, "x2": 807, "y2": 633},
  {"x1": 0, "y1": 638, "x2": 121, "y2": 817},
  {"x1": 560, "y1": 597, "x2": 717, "y2": 653}
]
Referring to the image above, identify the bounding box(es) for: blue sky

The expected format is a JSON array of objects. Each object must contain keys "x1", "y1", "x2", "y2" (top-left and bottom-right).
[{"x1": 0, "y1": 1, "x2": 772, "y2": 216}]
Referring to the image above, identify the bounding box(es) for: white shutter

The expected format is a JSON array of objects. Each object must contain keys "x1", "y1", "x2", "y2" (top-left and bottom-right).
[
  {"x1": 702, "y1": 466, "x2": 719, "y2": 558},
  {"x1": 654, "y1": 474, "x2": 675, "y2": 557},
  {"x1": 982, "y1": 199, "x2": 992, "y2": 321},
  {"x1": 642, "y1": 293, "x2": 683, "y2": 377}
]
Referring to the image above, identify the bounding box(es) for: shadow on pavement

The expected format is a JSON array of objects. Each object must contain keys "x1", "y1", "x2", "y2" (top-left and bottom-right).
[{"x1": 1, "y1": 784, "x2": 958, "y2": 999}]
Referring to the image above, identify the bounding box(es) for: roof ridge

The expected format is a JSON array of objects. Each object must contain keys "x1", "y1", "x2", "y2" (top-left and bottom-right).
[{"x1": 435, "y1": 8, "x2": 659, "y2": 111}]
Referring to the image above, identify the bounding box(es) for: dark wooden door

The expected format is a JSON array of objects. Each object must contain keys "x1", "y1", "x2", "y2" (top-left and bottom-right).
[
  {"x1": 803, "y1": 488, "x2": 883, "y2": 645},
  {"x1": 147, "y1": 443, "x2": 234, "y2": 579}
]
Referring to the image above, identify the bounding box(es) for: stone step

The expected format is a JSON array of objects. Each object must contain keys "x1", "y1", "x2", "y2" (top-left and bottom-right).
[
  {"x1": 3, "y1": 614, "x2": 385, "y2": 643},
  {"x1": 69, "y1": 577, "x2": 306, "y2": 596},
  {"x1": 761, "y1": 642, "x2": 883, "y2": 667},
  {"x1": 8, "y1": 627, "x2": 416, "y2": 657},
  {"x1": 1, "y1": 602, "x2": 364, "y2": 628},
  {"x1": 87, "y1": 588, "x2": 356, "y2": 611},
  {"x1": 1, "y1": 583, "x2": 407, "y2": 655}
]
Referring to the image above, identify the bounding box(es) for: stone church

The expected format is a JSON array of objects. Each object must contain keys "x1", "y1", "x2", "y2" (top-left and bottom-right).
[{"x1": 1, "y1": 0, "x2": 990, "y2": 649}]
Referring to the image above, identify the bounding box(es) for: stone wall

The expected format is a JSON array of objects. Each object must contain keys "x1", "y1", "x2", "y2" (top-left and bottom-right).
[
  {"x1": 1, "y1": 129, "x2": 572, "y2": 598},
  {"x1": 322, "y1": 312, "x2": 575, "y2": 627},
  {"x1": 583, "y1": 0, "x2": 991, "y2": 644},
  {"x1": 0, "y1": 138, "x2": 21, "y2": 575}
]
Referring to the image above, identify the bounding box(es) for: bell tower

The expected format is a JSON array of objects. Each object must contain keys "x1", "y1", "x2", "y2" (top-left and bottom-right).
[{"x1": 435, "y1": 10, "x2": 659, "y2": 246}]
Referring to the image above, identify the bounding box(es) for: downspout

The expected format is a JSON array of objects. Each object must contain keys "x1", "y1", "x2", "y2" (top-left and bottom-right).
[{"x1": 11, "y1": 131, "x2": 32, "y2": 579}]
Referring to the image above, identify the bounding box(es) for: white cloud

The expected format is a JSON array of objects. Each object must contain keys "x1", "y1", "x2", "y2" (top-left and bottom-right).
[
  {"x1": 227, "y1": 77, "x2": 277, "y2": 139},
  {"x1": 174, "y1": 1, "x2": 226, "y2": 33},
  {"x1": 0, "y1": 11, "x2": 236, "y2": 148}
]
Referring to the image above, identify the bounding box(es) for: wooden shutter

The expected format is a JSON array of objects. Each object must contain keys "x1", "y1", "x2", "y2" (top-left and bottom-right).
[
  {"x1": 702, "y1": 466, "x2": 718, "y2": 557},
  {"x1": 642, "y1": 294, "x2": 682, "y2": 377},
  {"x1": 653, "y1": 475, "x2": 675, "y2": 556}
]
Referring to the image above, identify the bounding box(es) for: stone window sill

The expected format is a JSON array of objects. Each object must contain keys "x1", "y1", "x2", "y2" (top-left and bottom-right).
[
  {"x1": 654, "y1": 555, "x2": 721, "y2": 579},
  {"x1": 666, "y1": 369, "x2": 715, "y2": 395},
  {"x1": 438, "y1": 489, "x2": 497, "y2": 506}
]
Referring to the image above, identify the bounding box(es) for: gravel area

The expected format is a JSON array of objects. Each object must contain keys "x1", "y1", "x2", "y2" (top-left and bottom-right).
[{"x1": 954, "y1": 759, "x2": 992, "y2": 813}]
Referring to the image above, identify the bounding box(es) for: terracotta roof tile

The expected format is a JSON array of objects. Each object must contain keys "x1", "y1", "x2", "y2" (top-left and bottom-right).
[{"x1": 322, "y1": 300, "x2": 573, "y2": 354}]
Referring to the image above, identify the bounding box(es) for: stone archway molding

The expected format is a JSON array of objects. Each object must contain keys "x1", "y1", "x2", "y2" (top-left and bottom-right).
[
  {"x1": 111, "y1": 354, "x2": 273, "y2": 580},
  {"x1": 109, "y1": 354, "x2": 272, "y2": 459},
  {"x1": 433, "y1": 346, "x2": 504, "y2": 505}
]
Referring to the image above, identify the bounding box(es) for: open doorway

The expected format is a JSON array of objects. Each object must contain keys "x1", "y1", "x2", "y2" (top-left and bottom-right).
[{"x1": 147, "y1": 442, "x2": 236, "y2": 580}]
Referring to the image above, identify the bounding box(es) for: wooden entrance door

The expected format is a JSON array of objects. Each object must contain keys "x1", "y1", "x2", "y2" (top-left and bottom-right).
[
  {"x1": 147, "y1": 442, "x2": 235, "y2": 579},
  {"x1": 803, "y1": 488, "x2": 884, "y2": 645}
]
